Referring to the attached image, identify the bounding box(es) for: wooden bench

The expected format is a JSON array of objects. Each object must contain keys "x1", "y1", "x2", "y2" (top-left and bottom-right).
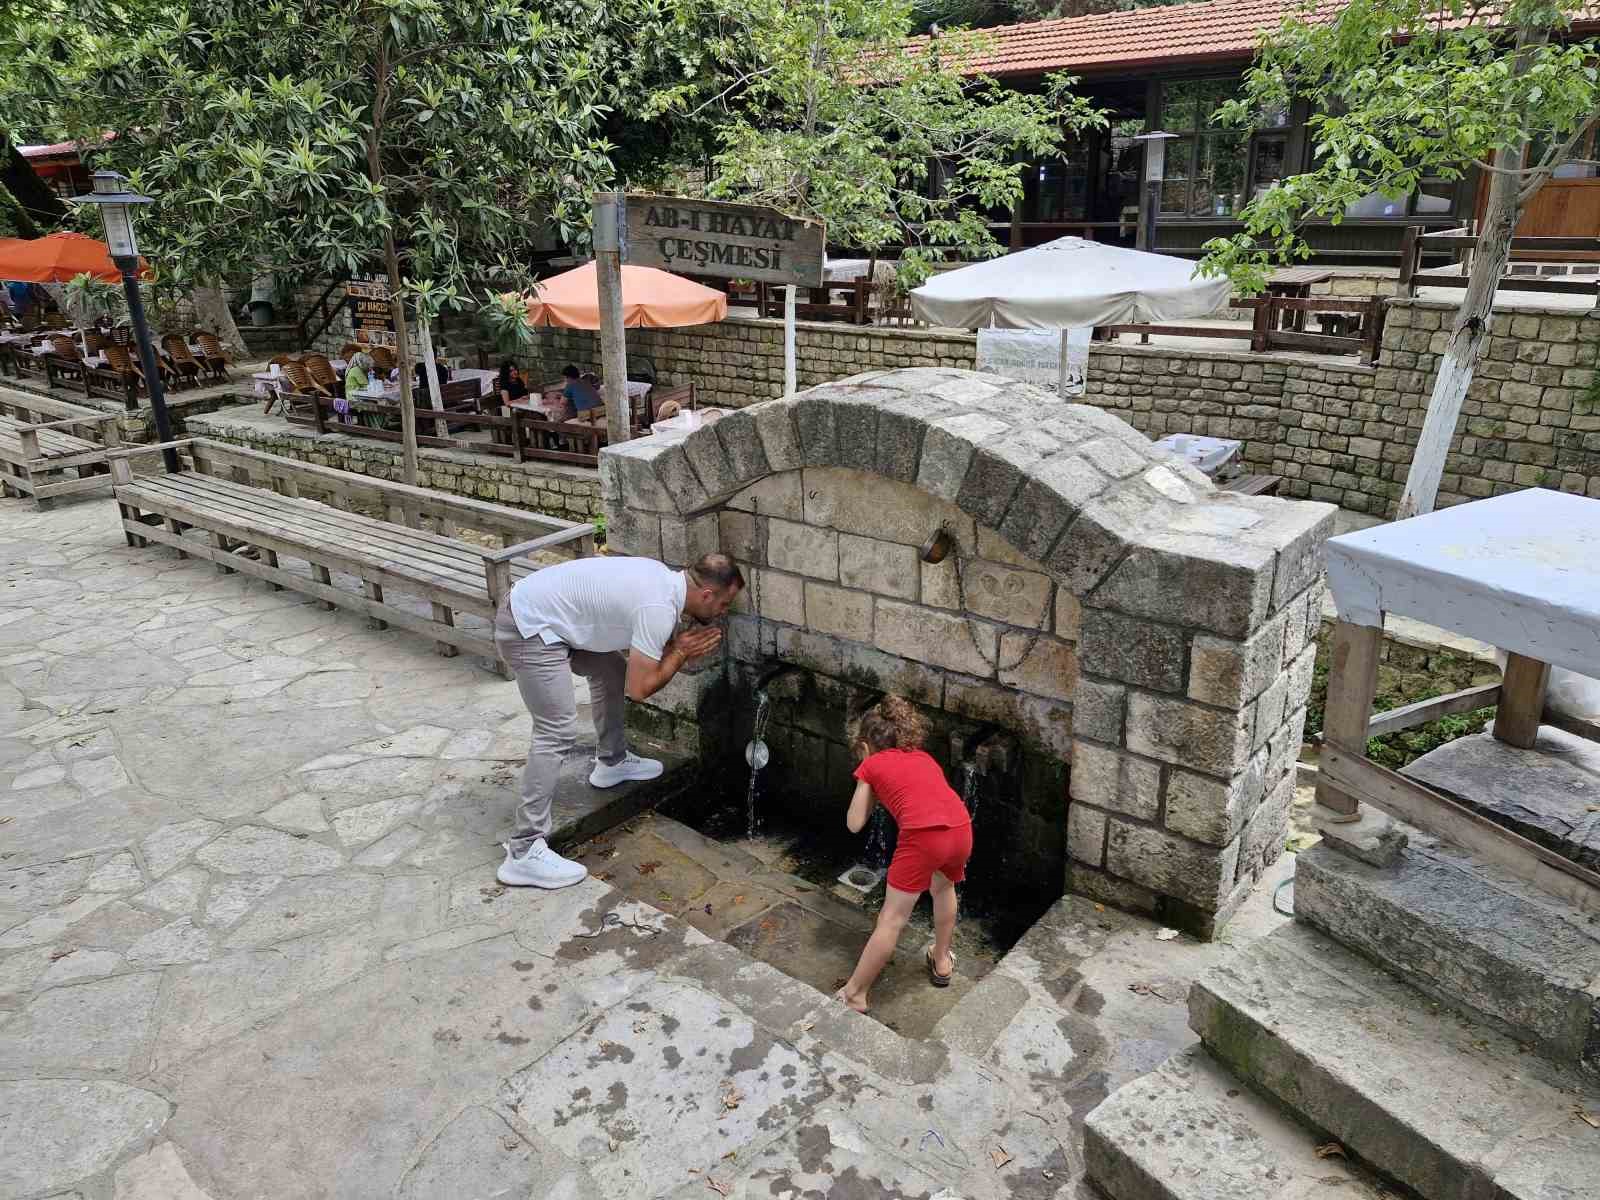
[
  {"x1": 0, "y1": 390, "x2": 123, "y2": 508},
  {"x1": 1220, "y1": 474, "x2": 1283, "y2": 496},
  {"x1": 108, "y1": 438, "x2": 596, "y2": 672}
]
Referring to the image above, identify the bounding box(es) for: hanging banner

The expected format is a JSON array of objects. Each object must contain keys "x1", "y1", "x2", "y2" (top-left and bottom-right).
[{"x1": 975, "y1": 327, "x2": 1092, "y2": 397}]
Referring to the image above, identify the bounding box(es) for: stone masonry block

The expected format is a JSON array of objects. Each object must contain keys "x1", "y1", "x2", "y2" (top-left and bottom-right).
[
  {"x1": 875, "y1": 600, "x2": 998, "y2": 679},
  {"x1": 682, "y1": 427, "x2": 741, "y2": 503},
  {"x1": 600, "y1": 439, "x2": 678, "y2": 513},
  {"x1": 1237, "y1": 772, "x2": 1294, "y2": 882},
  {"x1": 804, "y1": 581, "x2": 874, "y2": 642},
  {"x1": 1126, "y1": 693, "x2": 1253, "y2": 778},
  {"x1": 1106, "y1": 820, "x2": 1242, "y2": 911},
  {"x1": 754, "y1": 569, "x2": 805, "y2": 626},
  {"x1": 1055, "y1": 590, "x2": 1081, "y2": 640},
  {"x1": 837, "y1": 642, "x2": 943, "y2": 708},
  {"x1": 998, "y1": 633, "x2": 1078, "y2": 702},
  {"x1": 1164, "y1": 749, "x2": 1269, "y2": 847},
  {"x1": 1072, "y1": 677, "x2": 1124, "y2": 743},
  {"x1": 726, "y1": 471, "x2": 803, "y2": 520},
  {"x1": 793, "y1": 395, "x2": 838, "y2": 467},
  {"x1": 1093, "y1": 530, "x2": 1277, "y2": 640},
  {"x1": 803, "y1": 468, "x2": 973, "y2": 548},
  {"x1": 876, "y1": 394, "x2": 955, "y2": 484},
  {"x1": 660, "y1": 512, "x2": 720, "y2": 568},
  {"x1": 830, "y1": 392, "x2": 882, "y2": 473},
  {"x1": 1080, "y1": 607, "x2": 1186, "y2": 693},
  {"x1": 1049, "y1": 483, "x2": 1184, "y2": 598},
  {"x1": 960, "y1": 560, "x2": 1053, "y2": 628},
  {"x1": 1067, "y1": 803, "x2": 1108, "y2": 867},
  {"x1": 606, "y1": 506, "x2": 662, "y2": 559},
  {"x1": 1286, "y1": 642, "x2": 1317, "y2": 714},
  {"x1": 1230, "y1": 495, "x2": 1337, "y2": 611},
  {"x1": 774, "y1": 626, "x2": 846, "y2": 677},
  {"x1": 753, "y1": 401, "x2": 803, "y2": 473},
  {"x1": 719, "y1": 510, "x2": 763, "y2": 564},
  {"x1": 766, "y1": 519, "x2": 838, "y2": 580},
  {"x1": 958, "y1": 427, "x2": 1062, "y2": 528},
  {"x1": 1251, "y1": 674, "x2": 1290, "y2": 750},
  {"x1": 916, "y1": 412, "x2": 1010, "y2": 503},
  {"x1": 1067, "y1": 861, "x2": 1160, "y2": 915},
  {"x1": 1070, "y1": 741, "x2": 1161, "y2": 820},
  {"x1": 838, "y1": 533, "x2": 919, "y2": 600},
  {"x1": 998, "y1": 454, "x2": 1112, "y2": 563},
  {"x1": 713, "y1": 408, "x2": 770, "y2": 485},
  {"x1": 652, "y1": 440, "x2": 712, "y2": 514},
  {"x1": 1187, "y1": 611, "x2": 1287, "y2": 709},
  {"x1": 943, "y1": 675, "x2": 1074, "y2": 759}
]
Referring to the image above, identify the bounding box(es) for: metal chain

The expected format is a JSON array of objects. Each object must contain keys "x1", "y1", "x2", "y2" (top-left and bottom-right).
[{"x1": 949, "y1": 523, "x2": 1051, "y2": 674}]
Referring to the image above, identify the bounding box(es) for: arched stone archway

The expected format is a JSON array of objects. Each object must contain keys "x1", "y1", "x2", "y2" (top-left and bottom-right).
[{"x1": 601, "y1": 368, "x2": 1332, "y2": 938}]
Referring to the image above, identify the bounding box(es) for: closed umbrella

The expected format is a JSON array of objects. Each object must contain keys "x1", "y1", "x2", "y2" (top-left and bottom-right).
[
  {"x1": 520, "y1": 262, "x2": 727, "y2": 330},
  {"x1": 0, "y1": 231, "x2": 147, "y2": 284}
]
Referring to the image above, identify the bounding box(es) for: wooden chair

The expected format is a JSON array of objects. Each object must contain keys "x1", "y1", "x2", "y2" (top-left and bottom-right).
[
  {"x1": 279, "y1": 360, "x2": 330, "y2": 399},
  {"x1": 162, "y1": 335, "x2": 204, "y2": 390},
  {"x1": 303, "y1": 352, "x2": 340, "y2": 393},
  {"x1": 48, "y1": 335, "x2": 83, "y2": 363},
  {"x1": 368, "y1": 345, "x2": 397, "y2": 373},
  {"x1": 193, "y1": 332, "x2": 230, "y2": 382},
  {"x1": 103, "y1": 344, "x2": 148, "y2": 393},
  {"x1": 84, "y1": 331, "x2": 111, "y2": 355}
]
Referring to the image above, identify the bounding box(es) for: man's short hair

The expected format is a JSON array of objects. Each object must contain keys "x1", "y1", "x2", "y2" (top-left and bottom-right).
[{"x1": 688, "y1": 553, "x2": 745, "y2": 592}]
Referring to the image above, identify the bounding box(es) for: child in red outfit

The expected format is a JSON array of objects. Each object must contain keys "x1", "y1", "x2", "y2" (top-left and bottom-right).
[{"x1": 835, "y1": 696, "x2": 973, "y2": 1015}]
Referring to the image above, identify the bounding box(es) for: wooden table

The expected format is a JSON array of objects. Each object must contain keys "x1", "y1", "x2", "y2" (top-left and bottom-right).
[
  {"x1": 1317, "y1": 489, "x2": 1600, "y2": 911},
  {"x1": 1266, "y1": 267, "x2": 1334, "y2": 330}
]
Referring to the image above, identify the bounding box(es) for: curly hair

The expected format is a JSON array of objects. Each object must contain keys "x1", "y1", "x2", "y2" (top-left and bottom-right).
[{"x1": 855, "y1": 695, "x2": 929, "y2": 753}]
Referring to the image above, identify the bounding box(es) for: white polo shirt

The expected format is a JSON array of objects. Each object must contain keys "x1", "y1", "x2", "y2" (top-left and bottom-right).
[{"x1": 507, "y1": 557, "x2": 686, "y2": 659}]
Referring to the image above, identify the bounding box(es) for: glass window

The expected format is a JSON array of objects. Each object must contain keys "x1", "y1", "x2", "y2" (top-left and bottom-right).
[
  {"x1": 1251, "y1": 135, "x2": 1287, "y2": 199},
  {"x1": 1160, "y1": 136, "x2": 1193, "y2": 214},
  {"x1": 1192, "y1": 134, "x2": 1249, "y2": 216},
  {"x1": 1156, "y1": 78, "x2": 1285, "y2": 218}
]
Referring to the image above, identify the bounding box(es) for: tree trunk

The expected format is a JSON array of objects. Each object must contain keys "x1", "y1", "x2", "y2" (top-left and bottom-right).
[
  {"x1": 192, "y1": 283, "x2": 248, "y2": 357},
  {"x1": 383, "y1": 232, "x2": 419, "y2": 489},
  {"x1": 1395, "y1": 31, "x2": 1544, "y2": 520}
]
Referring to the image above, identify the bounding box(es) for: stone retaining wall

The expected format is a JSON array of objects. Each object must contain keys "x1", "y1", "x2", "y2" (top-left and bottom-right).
[
  {"x1": 183, "y1": 411, "x2": 604, "y2": 522},
  {"x1": 607, "y1": 368, "x2": 1333, "y2": 938}
]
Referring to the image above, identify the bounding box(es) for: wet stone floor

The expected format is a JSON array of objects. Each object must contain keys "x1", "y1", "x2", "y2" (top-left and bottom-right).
[{"x1": 0, "y1": 489, "x2": 1372, "y2": 1200}]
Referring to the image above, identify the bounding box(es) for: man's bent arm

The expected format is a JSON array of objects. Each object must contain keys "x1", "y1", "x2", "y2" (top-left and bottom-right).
[{"x1": 624, "y1": 649, "x2": 682, "y2": 702}]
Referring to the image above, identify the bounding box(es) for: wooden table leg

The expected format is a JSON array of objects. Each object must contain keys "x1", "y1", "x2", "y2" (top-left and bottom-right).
[
  {"x1": 1495, "y1": 651, "x2": 1549, "y2": 749},
  {"x1": 1315, "y1": 619, "x2": 1384, "y2": 820}
]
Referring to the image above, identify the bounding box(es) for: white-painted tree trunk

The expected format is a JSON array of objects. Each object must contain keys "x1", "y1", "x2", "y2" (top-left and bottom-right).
[
  {"x1": 191, "y1": 284, "x2": 248, "y2": 357},
  {"x1": 419, "y1": 318, "x2": 447, "y2": 439},
  {"x1": 784, "y1": 286, "x2": 797, "y2": 396}
]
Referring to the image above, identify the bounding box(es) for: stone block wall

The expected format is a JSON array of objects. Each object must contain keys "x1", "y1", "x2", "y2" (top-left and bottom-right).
[
  {"x1": 604, "y1": 368, "x2": 1333, "y2": 938},
  {"x1": 184, "y1": 412, "x2": 604, "y2": 522}
]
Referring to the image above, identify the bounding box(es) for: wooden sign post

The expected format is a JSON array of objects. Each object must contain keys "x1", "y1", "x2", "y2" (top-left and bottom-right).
[{"x1": 590, "y1": 193, "x2": 825, "y2": 440}]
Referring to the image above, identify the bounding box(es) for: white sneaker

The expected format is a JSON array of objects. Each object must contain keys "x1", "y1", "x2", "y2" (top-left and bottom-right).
[
  {"x1": 497, "y1": 838, "x2": 588, "y2": 889},
  {"x1": 589, "y1": 751, "x2": 663, "y2": 789}
]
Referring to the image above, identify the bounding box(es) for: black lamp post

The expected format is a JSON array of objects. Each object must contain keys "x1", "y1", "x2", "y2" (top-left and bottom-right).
[
  {"x1": 1133, "y1": 131, "x2": 1180, "y2": 253},
  {"x1": 72, "y1": 170, "x2": 179, "y2": 473}
]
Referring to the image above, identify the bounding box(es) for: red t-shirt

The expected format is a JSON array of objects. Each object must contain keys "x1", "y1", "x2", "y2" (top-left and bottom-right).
[{"x1": 854, "y1": 748, "x2": 970, "y2": 831}]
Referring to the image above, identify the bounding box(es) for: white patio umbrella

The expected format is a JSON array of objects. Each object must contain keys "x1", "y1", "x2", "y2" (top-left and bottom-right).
[{"x1": 909, "y1": 237, "x2": 1231, "y2": 395}]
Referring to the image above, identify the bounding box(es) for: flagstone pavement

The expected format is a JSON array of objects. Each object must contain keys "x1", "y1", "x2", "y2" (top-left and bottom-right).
[{"x1": 0, "y1": 495, "x2": 1376, "y2": 1200}]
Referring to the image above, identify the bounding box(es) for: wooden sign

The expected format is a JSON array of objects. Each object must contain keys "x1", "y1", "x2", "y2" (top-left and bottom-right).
[
  {"x1": 620, "y1": 195, "x2": 825, "y2": 289},
  {"x1": 346, "y1": 276, "x2": 397, "y2": 349}
]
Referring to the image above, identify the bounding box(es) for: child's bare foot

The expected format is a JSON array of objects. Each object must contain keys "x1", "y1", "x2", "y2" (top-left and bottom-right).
[{"x1": 834, "y1": 986, "x2": 869, "y2": 1014}]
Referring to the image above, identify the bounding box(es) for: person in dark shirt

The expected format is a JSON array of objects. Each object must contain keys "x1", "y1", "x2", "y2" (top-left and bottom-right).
[
  {"x1": 561, "y1": 364, "x2": 602, "y2": 417},
  {"x1": 497, "y1": 361, "x2": 530, "y2": 408}
]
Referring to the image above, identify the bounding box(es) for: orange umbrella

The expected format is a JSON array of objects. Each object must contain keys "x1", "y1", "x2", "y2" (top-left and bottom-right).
[
  {"x1": 520, "y1": 262, "x2": 727, "y2": 329},
  {"x1": 0, "y1": 231, "x2": 147, "y2": 283}
]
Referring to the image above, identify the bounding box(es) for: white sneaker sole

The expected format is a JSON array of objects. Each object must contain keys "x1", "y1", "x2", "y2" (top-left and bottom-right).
[
  {"x1": 496, "y1": 863, "x2": 588, "y2": 889},
  {"x1": 589, "y1": 761, "x2": 664, "y2": 789}
]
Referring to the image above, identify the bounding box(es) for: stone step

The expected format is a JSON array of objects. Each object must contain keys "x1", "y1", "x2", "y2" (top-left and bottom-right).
[
  {"x1": 1190, "y1": 922, "x2": 1600, "y2": 1200},
  {"x1": 1295, "y1": 832, "x2": 1600, "y2": 1077},
  {"x1": 1083, "y1": 1044, "x2": 1395, "y2": 1200}
]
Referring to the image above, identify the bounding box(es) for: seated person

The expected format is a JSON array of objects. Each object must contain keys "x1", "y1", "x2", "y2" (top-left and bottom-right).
[
  {"x1": 561, "y1": 364, "x2": 603, "y2": 420},
  {"x1": 497, "y1": 362, "x2": 530, "y2": 408}
]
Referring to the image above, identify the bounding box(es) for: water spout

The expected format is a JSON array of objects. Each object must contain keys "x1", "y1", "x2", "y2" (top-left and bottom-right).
[
  {"x1": 743, "y1": 689, "x2": 773, "y2": 839},
  {"x1": 961, "y1": 757, "x2": 985, "y2": 820}
]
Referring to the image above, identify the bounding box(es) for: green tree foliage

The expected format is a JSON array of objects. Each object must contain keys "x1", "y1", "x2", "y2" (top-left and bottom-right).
[{"x1": 687, "y1": 0, "x2": 1103, "y2": 284}]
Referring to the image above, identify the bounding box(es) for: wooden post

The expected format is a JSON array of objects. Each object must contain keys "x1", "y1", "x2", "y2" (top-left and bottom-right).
[
  {"x1": 1250, "y1": 299, "x2": 1272, "y2": 353},
  {"x1": 1495, "y1": 651, "x2": 1549, "y2": 749},
  {"x1": 594, "y1": 193, "x2": 631, "y2": 446},
  {"x1": 1315, "y1": 619, "x2": 1384, "y2": 820},
  {"x1": 1398, "y1": 225, "x2": 1421, "y2": 296},
  {"x1": 363, "y1": 579, "x2": 387, "y2": 630},
  {"x1": 431, "y1": 602, "x2": 459, "y2": 658},
  {"x1": 784, "y1": 285, "x2": 797, "y2": 397}
]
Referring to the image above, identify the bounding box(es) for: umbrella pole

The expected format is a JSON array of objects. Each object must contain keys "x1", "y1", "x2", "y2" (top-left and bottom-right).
[
  {"x1": 784, "y1": 286, "x2": 797, "y2": 397},
  {"x1": 1057, "y1": 328, "x2": 1068, "y2": 400}
]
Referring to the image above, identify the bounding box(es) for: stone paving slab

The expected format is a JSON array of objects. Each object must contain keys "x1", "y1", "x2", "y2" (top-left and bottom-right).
[{"x1": 0, "y1": 495, "x2": 1310, "y2": 1199}]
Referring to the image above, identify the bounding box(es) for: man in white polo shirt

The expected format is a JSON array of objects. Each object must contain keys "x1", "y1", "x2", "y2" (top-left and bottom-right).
[{"x1": 493, "y1": 552, "x2": 744, "y2": 888}]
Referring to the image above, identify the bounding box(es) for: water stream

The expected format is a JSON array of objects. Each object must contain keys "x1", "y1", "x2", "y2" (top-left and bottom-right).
[
  {"x1": 961, "y1": 758, "x2": 985, "y2": 821},
  {"x1": 743, "y1": 690, "x2": 773, "y2": 839}
]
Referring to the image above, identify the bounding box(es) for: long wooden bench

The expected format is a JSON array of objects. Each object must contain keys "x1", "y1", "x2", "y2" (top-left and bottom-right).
[
  {"x1": 0, "y1": 390, "x2": 123, "y2": 508},
  {"x1": 108, "y1": 438, "x2": 595, "y2": 671}
]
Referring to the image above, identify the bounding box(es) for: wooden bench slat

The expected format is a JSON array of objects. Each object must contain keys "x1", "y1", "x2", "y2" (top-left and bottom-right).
[
  {"x1": 139, "y1": 474, "x2": 496, "y2": 587},
  {"x1": 122, "y1": 479, "x2": 506, "y2": 603}
]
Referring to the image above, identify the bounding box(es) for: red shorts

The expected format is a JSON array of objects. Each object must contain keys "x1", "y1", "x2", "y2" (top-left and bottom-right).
[{"x1": 886, "y1": 823, "x2": 973, "y2": 894}]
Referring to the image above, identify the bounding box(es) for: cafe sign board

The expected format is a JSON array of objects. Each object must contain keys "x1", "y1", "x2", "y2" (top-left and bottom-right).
[
  {"x1": 346, "y1": 276, "x2": 397, "y2": 349},
  {"x1": 615, "y1": 194, "x2": 825, "y2": 290}
]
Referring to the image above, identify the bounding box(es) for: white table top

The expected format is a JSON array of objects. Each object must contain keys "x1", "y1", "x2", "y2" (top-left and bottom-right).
[
  {"x1": 1153, "y1": 433, "x2": 1241, "y2": 476},
  {"x1": 1326, "y1": 488, "x2": 1600, "y2": 676}
]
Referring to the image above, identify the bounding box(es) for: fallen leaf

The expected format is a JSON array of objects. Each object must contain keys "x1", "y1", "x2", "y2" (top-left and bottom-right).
[
  {"x1": 1315, "y1": 1142, "x2": 1346, "y2": 1159},
  {"x1": 636, "y1": 861, "x2": 661, "y2": 876},
  {"x1": 1093, "y1": 903, "x2": 1105, "y2": 913},
  {"x1": 721, "y1": 1082, "x2": 744, "y2": 1111},
  {"x1": 733, "y1": 894, "x2": 745, "y2": 904},
  {"x1": 706, "y1": 1179, "x2": 732, "y2": 1197},
  {"x1": 658, "y1": 891, "x2": 673, "y2": 902},
  {"x1": 1128, "y1": 982, "x2": 1171, "y2": 1001},
  {"x1": 1154, "y1": 928, "x2": 1180, "y2": 941},
  {"x1": 988, "y1": 1145, "x2": 1013, "y2": 1170},
  {"x1": 48, "y1": 947, "x2": 73, "y2": 961},
  {"x1": 0, "y1": 816, "x2": 11, "y2": 826},
  {"x1": 798, "y1": 1020, "x2": 815, "y2": 1032},
  {"x1": 1572, "y1": 1104, "x2": 1600, "y2": 1129},
  {"x1": 597, "y1": 872, "x2": 613, "y2": 882}
]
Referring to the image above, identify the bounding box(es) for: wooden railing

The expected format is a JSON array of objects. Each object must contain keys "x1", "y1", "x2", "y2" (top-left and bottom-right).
[
  {"x1": 1098, "y1": 294, "x2": 1388, "y2": 364},
  {"x1": 1400, "y1": 226, "x2": 1600, "y2": 299}
]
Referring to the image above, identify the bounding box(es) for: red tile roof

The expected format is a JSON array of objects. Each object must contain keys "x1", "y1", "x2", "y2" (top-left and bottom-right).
[{"x1": 927, "y1": 0, "x2": 1343, "y2": 77}]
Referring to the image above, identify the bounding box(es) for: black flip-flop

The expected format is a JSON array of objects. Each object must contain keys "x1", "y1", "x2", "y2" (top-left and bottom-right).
[{"x1": 925, "y1": 947, "x2": 954, "y2": 988}]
